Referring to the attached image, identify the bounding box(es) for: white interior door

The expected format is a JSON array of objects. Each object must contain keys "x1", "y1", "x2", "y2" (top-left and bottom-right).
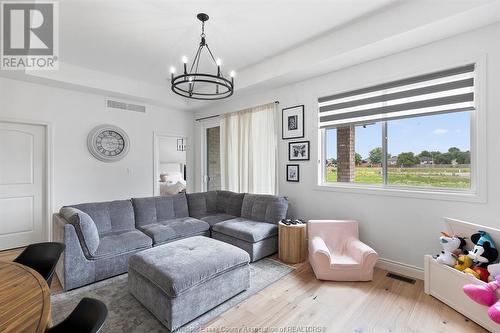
[{"x1": 0, "y1": 121, "x2": 46, "y2": 250}]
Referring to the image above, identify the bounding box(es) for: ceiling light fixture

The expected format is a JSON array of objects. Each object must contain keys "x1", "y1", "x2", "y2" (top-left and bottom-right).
[{"x1": 170, "y1": 13, "x2": 234, "y2": 100}]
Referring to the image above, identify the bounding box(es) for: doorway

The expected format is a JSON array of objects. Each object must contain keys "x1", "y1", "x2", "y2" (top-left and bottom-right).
[
  {"x1": 153, "y1": 133, "x2": 188, "y2": 196},
  {"x1": 0, "y1": 121, "x2": 47, "y2": 250}
]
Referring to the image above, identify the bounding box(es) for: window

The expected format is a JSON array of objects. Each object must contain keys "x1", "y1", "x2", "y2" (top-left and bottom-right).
[
  {"x1": 325, "y1": 123, "x2": 383, "y2": 184},
  {"x1": 319, "y1": 64, "x2": 475, "y2": 191},
  {"x1": 387, "y1": 112, "x2": 471, "y2": 189}
]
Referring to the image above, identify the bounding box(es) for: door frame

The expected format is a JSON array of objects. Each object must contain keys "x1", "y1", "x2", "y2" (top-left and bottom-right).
[
  {"x1": 199, "y1": 117, "x2": 221, "y2": 192},
  {"x1": 0, "y1": 117, "x2": 53, "y2": 244},
  {"x1": 152, "y1": 131, "x2": 189, "y2": 196}
]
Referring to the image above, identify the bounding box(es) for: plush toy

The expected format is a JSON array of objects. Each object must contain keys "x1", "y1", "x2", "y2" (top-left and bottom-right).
[
  {"x1": 489, "y1": 263, "x2": 500, "y2": 282},
  {"x1": 464, "y1": 231, "x2": 498, "y2": 282},
  {"x1": 463, "y1": 263, "x2": 500, "y2": 324},
  {"x1": 454, "y1": 254, "x2": 473, "y2": 271},
  {"x1": 435, "y1": 232, "x2": 467, "y2": 267}
]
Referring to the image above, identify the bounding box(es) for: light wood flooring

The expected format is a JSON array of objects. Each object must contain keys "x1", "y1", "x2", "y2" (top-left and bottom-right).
[
  {"x1": 202, "y1": 258, "x2": 488, "y2": 333},
  {"x1": 0, "y1": 248, "x2": 489, "y2": 332}
]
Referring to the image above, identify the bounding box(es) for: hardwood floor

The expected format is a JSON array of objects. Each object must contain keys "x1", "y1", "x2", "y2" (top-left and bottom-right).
[
  {"x1": 202, "y1": 258, "x2": 489, "y2": 333},
  {"x1": 0, "y1": 249, "x2": 488, "y2": 332}
]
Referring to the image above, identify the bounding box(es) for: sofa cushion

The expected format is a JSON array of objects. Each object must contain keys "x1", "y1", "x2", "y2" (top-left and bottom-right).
[
  {"x1": 211, "y1": 218, "x2": 278, "y2": 243},
  {"x1": 199, "y1": 213, "x2": 236, "y2": 226},
  {"x1": 93, "y1": 229, "x2": 152, "y2": 258},
  {"x1": 216, "y1": 191, "x2": 245, "y2": 216},
  {"x1": 69, "y1": 199, "x2": 135, "y2": 235},
  {"x1": 186, "y1": 191, "x2": 217, "y2": 217},
  {"x1": 138, "y1": 217, "x2": 209, "y2": 245},
  {"x1": 241, "y1": 194, "x2": 288, "y2": 224},
  {"x1": 186, "y1": 191, "x2": 217, "y2": 218},
  {"x1": 132, "y1": 194, "x2": 189, "y2": 227},
  {"x1": 60, "y1": 207, "x2": 100, "y2": 256},
  {"x1": 128, "y1": 236, "x2": 250, "y2": 297}
]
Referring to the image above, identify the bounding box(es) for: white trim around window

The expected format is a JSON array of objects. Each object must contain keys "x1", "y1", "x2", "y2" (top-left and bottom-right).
[{"x1": 316, "y1": 57, "x2": 487, "y2": 203}]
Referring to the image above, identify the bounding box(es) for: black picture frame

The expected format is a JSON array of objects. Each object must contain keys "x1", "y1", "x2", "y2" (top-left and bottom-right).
[
  {"x1": 177, "y1": 138, "x2": 186, "y2": 151},
  {"x1": 288, "y1": 140, "x2": 310, "y2": 161},
  {"x1": 286, "y1": 164, "x2": 299, "y2": 182},
  {"x1": 282, "y1": 105, "x2": 304, "y2": 140}
]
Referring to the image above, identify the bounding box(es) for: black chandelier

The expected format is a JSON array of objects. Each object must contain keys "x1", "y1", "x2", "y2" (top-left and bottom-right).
[{"x1": 170, "y1": 13, "x2": 234, "y2": 100}]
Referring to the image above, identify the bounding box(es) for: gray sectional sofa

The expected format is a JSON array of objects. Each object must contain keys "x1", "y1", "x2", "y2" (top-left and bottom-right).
[{"x1": 53, "y1": 190, "x2": 288, "y2": 290}]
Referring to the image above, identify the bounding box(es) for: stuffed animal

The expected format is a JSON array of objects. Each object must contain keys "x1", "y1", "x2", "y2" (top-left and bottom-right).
[
  {"x1": 463, "y1": 263, "x2": 500, "y2": 324},
  {"x1": 454, "y1": 254, "x2": 473, "y2": 271},
  {"x1": 489, "y1": 263, "x2": 500, "y2": 282},
  {"x1": 435, "y1": 232, "x2": 467, "y2": 267},
  {"x1": 464, "y1": 231, "x2": 498, "y2": 282}
]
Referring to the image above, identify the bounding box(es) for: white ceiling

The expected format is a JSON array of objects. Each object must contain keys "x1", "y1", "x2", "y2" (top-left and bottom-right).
[
  {"x1": 6, "y1": 0, "x2": 497, "y2": 109},
  {"x1": 60, "y1": 0, "x2": 398, "y2": 86}
]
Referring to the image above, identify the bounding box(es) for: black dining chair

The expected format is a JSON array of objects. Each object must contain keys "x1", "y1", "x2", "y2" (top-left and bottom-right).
[
  {"x1": 14, "y1": 242, "x2": 65, "y2": 286},
  {"x1": 46, "y1": 297, "x2": 108, "y2": 333}
]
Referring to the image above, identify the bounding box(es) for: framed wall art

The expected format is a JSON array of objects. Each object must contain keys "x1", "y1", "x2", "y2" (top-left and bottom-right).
[
  {"x1": 286, "y1": 164, "x2": 299, "y2": 182},
  {"x1": 282, "y1": 105, "x2": 304, "y2": 139},
  {"x1": 288, "y1": 141, "x2": 310, "y2": 161}
]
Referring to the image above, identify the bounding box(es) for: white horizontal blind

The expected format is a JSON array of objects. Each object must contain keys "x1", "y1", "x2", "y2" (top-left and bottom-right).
[{"x1": 318, "y1": 64, "x2": 475, "y2": 128}]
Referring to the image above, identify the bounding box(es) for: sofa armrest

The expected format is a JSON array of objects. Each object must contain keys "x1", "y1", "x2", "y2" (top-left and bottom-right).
[
  {"x1": 53, "y1": 213, "x2": 96, "y2": 290},
  {"x1": 346, "y1": 238, "x2": 378, "y2": 265},
  {"x1": 310, "y1": 236, "x2": 331, "y2": 261},
  {"x1": 60, "y1": 207, "x2": 100, "y2": 257}
]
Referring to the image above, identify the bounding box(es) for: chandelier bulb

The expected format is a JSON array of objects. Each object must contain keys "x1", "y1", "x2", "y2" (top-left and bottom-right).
[
  {"x1": 182, "y1": 56, "x2": 188, "y2": 64},
  {"x1": 230, "y1": 70, "x2": 236, "y2": 78},
  {"x1": 169, "y1": 66, "x2": 176, "y2": 74},
  {"x1": 216, "y1": 58, "x2": 222, "y2": 66}
]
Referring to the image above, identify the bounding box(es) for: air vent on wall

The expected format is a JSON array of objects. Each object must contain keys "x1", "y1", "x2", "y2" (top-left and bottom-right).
[{"x1": 105, "y1": 99, "x2": 146, "y2": 113}]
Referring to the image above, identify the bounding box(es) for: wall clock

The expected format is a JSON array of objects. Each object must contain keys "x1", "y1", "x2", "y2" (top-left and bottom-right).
[{"x1": 87, "y1": 125, "x2": 130, "y2": 162}]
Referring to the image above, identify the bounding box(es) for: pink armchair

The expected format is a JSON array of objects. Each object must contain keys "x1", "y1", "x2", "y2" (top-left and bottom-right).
[{"x1": 308, "y1": 220, "x2": 378, "y2": 281}]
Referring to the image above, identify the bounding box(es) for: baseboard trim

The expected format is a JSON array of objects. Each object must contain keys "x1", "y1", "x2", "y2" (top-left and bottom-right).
[{"x1": 376, "y1": 258, "x2": 424, "y2": 281}]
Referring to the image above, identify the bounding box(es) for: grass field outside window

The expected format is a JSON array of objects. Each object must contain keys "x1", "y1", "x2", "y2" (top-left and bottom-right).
[{"x1": 326, "y1": 165, "x2": 471, "y2": 189}]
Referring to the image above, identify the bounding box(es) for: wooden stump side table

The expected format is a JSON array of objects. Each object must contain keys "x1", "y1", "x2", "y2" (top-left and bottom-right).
[{"x1": 278, "y1": 222, "x2": 307, "y2": 264}]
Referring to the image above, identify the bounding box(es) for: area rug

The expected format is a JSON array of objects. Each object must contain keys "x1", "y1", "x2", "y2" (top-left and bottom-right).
[{"x1": 51, "y1": 258, "x2": 295, "y2": 332}]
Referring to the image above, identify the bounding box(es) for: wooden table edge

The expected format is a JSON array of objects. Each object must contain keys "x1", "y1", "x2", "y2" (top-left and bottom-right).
[{"x1": 0, "y1": 261, "x2": 52, "y2": 333}]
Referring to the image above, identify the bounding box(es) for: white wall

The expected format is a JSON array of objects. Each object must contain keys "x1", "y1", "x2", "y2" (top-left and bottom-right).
[
  {"x1": 158, "y1": 136, "x2": 186, "y2": 164},
  {"x1": 0, "y1": 77, "x2": 194, "y2": 215},
  {"x1": 194, "y1": 23, "x2": 500, "y2": 272}
]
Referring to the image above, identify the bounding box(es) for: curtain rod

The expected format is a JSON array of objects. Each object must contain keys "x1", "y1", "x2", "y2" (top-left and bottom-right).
[{"x1": 195, "y1": 101, "x2": 279, "y2": 122}]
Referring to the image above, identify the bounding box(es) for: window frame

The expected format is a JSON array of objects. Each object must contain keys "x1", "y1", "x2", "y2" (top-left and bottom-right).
[{"x1": 316, "y1": 60, "x2": 486, "y2": 203}]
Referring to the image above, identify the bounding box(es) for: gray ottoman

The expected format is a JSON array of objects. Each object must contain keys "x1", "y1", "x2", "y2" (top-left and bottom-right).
[{"x1": 128, "y1": 236, "x2": 250, "y2": 331}]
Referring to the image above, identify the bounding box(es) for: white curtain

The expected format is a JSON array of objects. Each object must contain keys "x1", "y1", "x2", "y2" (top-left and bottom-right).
[{"x1": 221, "y1": 102, "x2": 278, "y2": 194}]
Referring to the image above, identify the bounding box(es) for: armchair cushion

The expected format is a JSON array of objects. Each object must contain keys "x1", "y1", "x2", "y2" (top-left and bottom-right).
[
  {"x1": 330, "y1": 253, "x2": 361, "y2": 269},
  {"x1": 60, "y1": 207, "x2": 100, "y2": 256}
]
